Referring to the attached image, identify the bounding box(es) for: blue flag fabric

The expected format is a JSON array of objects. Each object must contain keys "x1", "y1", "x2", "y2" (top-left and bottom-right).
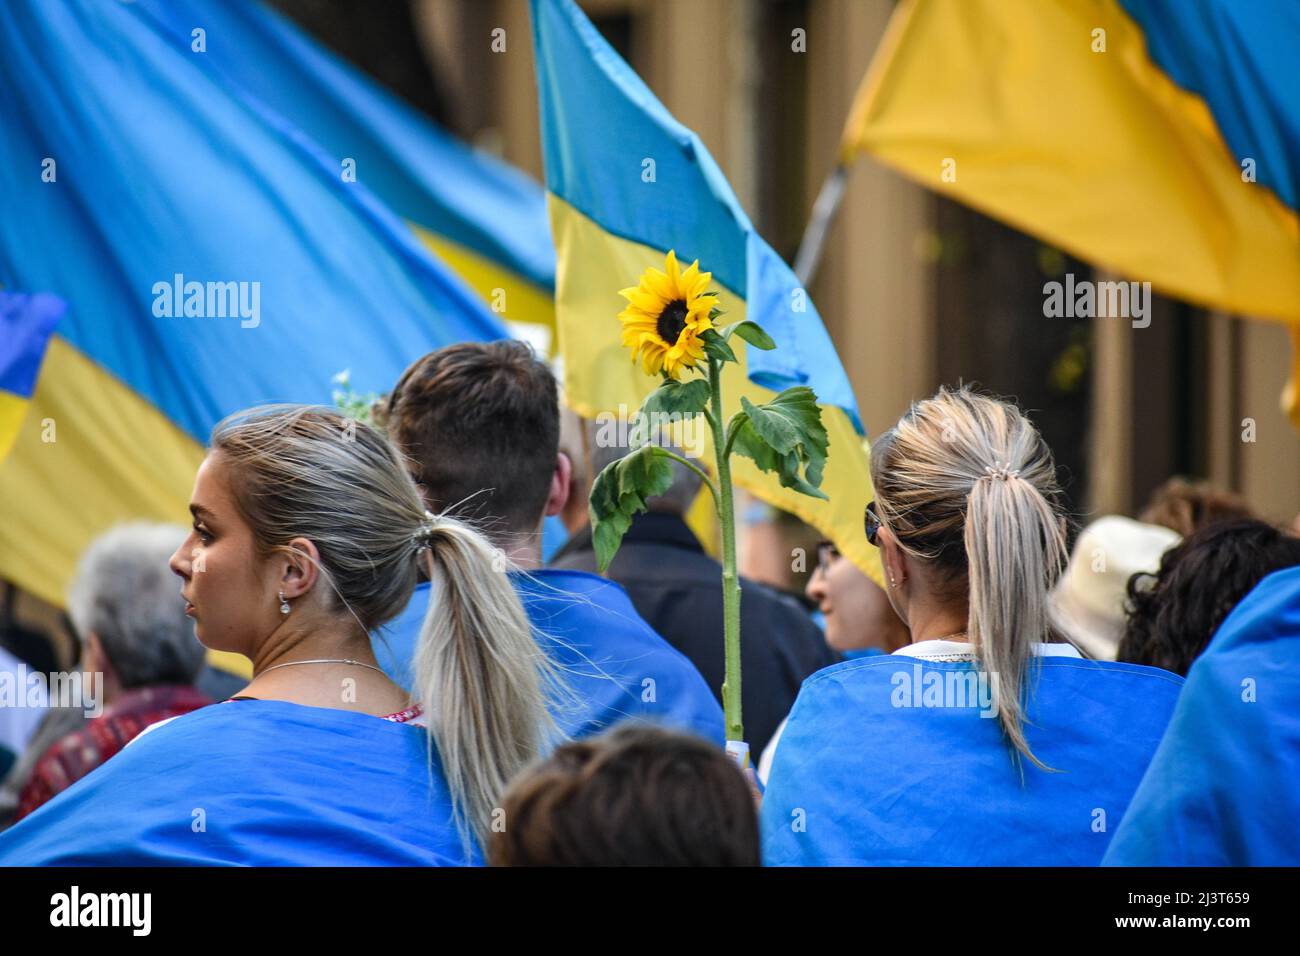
[
  {"x1": 760, "y1": 656, "x2": 1183, "y2": 866},
  {"x1": 1103, "y1": 566, "x2": 1300, "y2": 865},
  {"x1": 0, "y1": 0, "x2": 504, "y2": 446},
  {"x1": 0, "y1": 292, "x2": 64, "y2": 400},
  {"x1": 133, "y1": 0, "x2": 555, "y2": 299},
  {"x1": 0, "y1": 0, "x2": 510, "y2": 616},
  {"x1": 0, "y1": 700, "x2": 478, "y2": 866},
  {"x1": 0, "y1": 291, "x2": 64, "y2": 463},
  {"x1": 373, "y1": 569, "x2": 725, "y2": 745}
]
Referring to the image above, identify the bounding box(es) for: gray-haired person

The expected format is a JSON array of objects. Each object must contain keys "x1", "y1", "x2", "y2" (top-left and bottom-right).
[{"x1": 0, "y1": 523, "x2": 212, "y2": 826}]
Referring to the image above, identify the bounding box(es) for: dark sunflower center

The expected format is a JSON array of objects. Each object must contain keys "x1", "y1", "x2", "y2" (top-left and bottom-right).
[{"x1": 656, "y1": 300, "x2": 690, "y2": 344}]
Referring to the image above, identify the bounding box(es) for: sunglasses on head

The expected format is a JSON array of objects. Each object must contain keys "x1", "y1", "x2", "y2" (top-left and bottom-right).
[{"x1": 863, "y1": 500, "x2": 881, "y2": 547}]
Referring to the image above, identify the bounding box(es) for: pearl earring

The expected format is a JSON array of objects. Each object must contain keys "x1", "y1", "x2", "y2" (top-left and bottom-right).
[{"x1": 278, "y1": 590, "x2": 290, "y2": 615}]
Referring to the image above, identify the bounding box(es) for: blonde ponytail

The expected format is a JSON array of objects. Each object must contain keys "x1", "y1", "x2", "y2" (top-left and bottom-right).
[
  {"x1": 871, "y1": 386, "x2": 1070, "y2": 771},
  {"x1": 412, "y1": 517, "x2": 563, "y2": 848},
  {"x1": 965, "y1": 467, "x2": 1067, "y2": 769}
]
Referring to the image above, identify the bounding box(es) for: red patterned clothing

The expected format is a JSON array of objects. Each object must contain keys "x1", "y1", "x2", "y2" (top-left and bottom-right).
[
  {"x1": 15, "y1": 684, "x2": 211, "y2": 821},
  {"x1": 380, "y1": 703, "x2": 423, "y2": 725}
]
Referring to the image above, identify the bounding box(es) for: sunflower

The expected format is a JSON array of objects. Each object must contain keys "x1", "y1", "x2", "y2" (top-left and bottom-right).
[{"x1": 618, "y1": 250, "x2": 716, "y2": 380}]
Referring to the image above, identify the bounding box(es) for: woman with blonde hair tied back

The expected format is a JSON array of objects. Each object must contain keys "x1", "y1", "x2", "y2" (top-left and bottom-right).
[
  {"x1": 0, "y1": 405, "x2": 561, "y2": 865},
  {"x1": 760, "y1": 386, "x2": 1185, "y2": 866}
]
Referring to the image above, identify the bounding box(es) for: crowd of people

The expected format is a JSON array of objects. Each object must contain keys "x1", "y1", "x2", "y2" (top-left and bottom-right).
[{"x1": 0, "y1": 342, "x2": 1295, "y2": 865}]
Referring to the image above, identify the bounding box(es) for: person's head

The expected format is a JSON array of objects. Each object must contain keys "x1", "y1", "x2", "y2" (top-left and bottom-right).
[
  {"x1": 489, "y1": 724, "x2": 760, "y2": 866},
  {"x1": 1139, "y1": 476, "x2": 1256, "y2": 538},
  {"x1": 586, "y1": 418, "x2": 704, "y2": 517},
  {"x1": 1050, "y1": 515, "x2": 1180, "y2": 660},
  {"x1": 376, "y1": 341, "x2": 569, "y2": 556},
  {"x1": 806, "y1": 541, "x2": 909, "y2": 653},
  {"x1": 167, "y1": 404, "x2": 559, "y2": 844},
  {"x1": 69, "y1": 523, "x2": 206, "y2": 701},
  {"x1": 1118, "y1": 519, "x2": 1300, "y2": 675},
  {"x1": 869, "y1": 385, "x2": 1068, "y2": 768}
]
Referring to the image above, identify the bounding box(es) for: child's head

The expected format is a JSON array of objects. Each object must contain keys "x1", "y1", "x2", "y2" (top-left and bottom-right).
[{"x1": 490, "y1": 724, "x2": 760, "y2": 866}]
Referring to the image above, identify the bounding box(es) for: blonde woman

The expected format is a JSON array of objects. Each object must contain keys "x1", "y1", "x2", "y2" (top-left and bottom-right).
[
  {"x1": 760, "y1": 387, "x2": 1185, "y2": 866},
  {"x1": 0, "y1": 405, "x2": 560, "y2": 865}
]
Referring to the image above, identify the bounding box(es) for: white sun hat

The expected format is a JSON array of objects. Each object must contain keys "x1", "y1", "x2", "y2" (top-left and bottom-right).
[{"x1": 1050, "y1": 515, "x2": 1181, "y2": 660}]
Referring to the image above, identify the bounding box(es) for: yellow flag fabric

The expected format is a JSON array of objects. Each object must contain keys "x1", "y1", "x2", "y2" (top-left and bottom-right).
[{"x1": 842, "y1": 0, "x2": 1300, "y2": 419}]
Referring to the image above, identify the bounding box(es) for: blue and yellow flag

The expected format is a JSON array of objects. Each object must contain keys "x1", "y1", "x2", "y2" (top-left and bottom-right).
[
  {"x1": 0, "y1": 0, "x2": 506, "y2": 673},
  {"x1": 760, "y1": 656, "x2": 1183, "y2": 865},
  {"x1": 0, "y1": 700, "x2": 478, "y2": 866},
  {"x1": 0, "y1": 292, "x2": 63, "y2": 463},
  {"x1": 842, "y1": 0, "x2": 1300, "y2": 416},
  {"x1": 1104, "y1": 565, "x2": 1300, "y2": 865},
  {"x1": 531, "y1": 0, "x2": 881, "y2": 583},
  {"x1": 134, "y1": 0, "x2": 557, "y2": 343}
]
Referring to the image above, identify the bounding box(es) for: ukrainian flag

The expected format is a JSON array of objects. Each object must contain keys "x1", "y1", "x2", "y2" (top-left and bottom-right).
[
  {"x1": 842, "y1": 0, "x2": 1300, "y2": 410},
  {"x1": 135, "y1": 0, "x2": 557, "y2": 346},
  {"x1": 0, "y1": 293, "x2": 63, "y2": 463},
  {"x1": 531, "y1": 0, "x2": 882, "y2": 584},
  {"x1": 0, "y1": 0, "x2": 508, "y2": 674}
]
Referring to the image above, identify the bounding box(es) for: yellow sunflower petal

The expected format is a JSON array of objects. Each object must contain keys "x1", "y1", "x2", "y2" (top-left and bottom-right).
[
  {"x1": 666, "y1": 250, "x2": 685, "y2": 291},
  {"x1": 679, "y1": 259, "x2": 700, "y2": 290},
  {"x1": 688, "y1": 271, "x2": 713, "y2": 300}
]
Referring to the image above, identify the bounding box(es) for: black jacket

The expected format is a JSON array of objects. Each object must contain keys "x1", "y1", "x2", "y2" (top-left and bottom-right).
[{"x1": 549, "y1": 512, "x2": 838, "y2": 756}]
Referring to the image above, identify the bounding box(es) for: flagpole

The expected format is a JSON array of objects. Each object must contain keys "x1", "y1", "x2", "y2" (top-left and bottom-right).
[{"x1": 793, "y1": 162, "x2": 850, "y2": 287}]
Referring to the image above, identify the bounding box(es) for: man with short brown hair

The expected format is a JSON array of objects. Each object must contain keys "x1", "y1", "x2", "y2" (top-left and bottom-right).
[
  {"x1": 371, "y1": 341, "x2": 723, "y2": 745},
  {"x1": 380, "y1": 340, "x2": 565, "y2": 537}
]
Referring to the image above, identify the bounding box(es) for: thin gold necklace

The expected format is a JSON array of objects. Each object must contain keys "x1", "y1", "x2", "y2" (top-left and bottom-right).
[
  {"x1": 928, "y1": 630, "x2": 969, "y2": 643},
  {"x1": 259, "y1": 658, "x2": 387, "y2": 677}
]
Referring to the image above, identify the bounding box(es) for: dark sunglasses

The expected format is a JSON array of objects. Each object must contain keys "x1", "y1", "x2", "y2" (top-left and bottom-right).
[{"x1": 864, "y1": 500, "x2": 881, "y2": 547}]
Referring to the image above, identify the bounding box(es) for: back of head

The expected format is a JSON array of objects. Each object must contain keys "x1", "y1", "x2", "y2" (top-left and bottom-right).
[
  {"x1": 1050, "y1": 515, "x2": 1181, "y2": 660},
  {"x1": 870, "y1": 385, "x2": 1068, "y2": 769},
  {"x1": 377, "y1": 341, "x2": 560, "y2": 538},
  {"x1": 1139, "y1": 476, "x2": 1256, "y2": 538},
  {"x1": 490, "y1": 724, "x2": 760, "y2": 866},
  {"x1": 1119, "y1": 518, "x2": 1300, "y2": 676},
  {"x1": 585, "y1": 419, "x2": 704, "y2": 517},
  {"x1": 212, "y1": 404, "x2": 560, "y2": 847},
  {"x1": 68, "y1": 522, "x2": 206, "y2": 688}
]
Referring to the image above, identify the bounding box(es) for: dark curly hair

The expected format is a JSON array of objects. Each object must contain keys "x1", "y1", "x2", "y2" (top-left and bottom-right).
[{"x1": 1117, "y1": 519, "x2": 1300, "y2": 676}]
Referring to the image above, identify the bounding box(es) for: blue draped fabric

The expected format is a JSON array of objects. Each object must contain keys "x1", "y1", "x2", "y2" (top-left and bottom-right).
[
  {"x1": 760, "y1": 656, "x2": 1183, "y2": 865},
  {"x1": 1104, "y1": 565, "x2": 1300, "y2": 865},
  {"x1": 373, "y1": 569, "x2": 725, "y2": 745},
  {"x1": 0, "y1": 700, "x2": 478, "y2": 866}
]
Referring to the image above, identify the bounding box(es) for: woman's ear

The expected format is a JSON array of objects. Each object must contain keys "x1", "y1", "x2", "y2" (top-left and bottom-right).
[
  {"x1": 279, "y1": 537, "x2": 321, "y2": 600},
  {"x1": 879, "y1": 530, "x2": 908, "y2": 591}
]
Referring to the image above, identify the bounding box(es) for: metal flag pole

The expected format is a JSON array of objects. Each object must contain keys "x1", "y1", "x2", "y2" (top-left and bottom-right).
[{"x1": 793, "y1": 162, "x2": 850, "y2": 288}]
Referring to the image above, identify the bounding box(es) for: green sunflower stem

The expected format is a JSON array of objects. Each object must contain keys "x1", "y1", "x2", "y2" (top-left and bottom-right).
[{"x1": 707, "y1": 358, "x2": 744, "y2": 751}]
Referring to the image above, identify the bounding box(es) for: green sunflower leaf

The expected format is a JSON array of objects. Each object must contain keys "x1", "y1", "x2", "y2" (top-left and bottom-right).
[
  {"x1": 729, "y1": 321, "x2": 776, "y2": 351},
  {"x1": 730, "y1": 387, "x2": 829, "y2": 500},
  {"x1": 589, "y1": 444, "x2": 676, "y2": 571},
  {"x1": 630, "y1": 379, "x2": 711, "y2": 448},
  {"x1": 700, "y1": 328, "x2": 737, "y2": 365}
]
